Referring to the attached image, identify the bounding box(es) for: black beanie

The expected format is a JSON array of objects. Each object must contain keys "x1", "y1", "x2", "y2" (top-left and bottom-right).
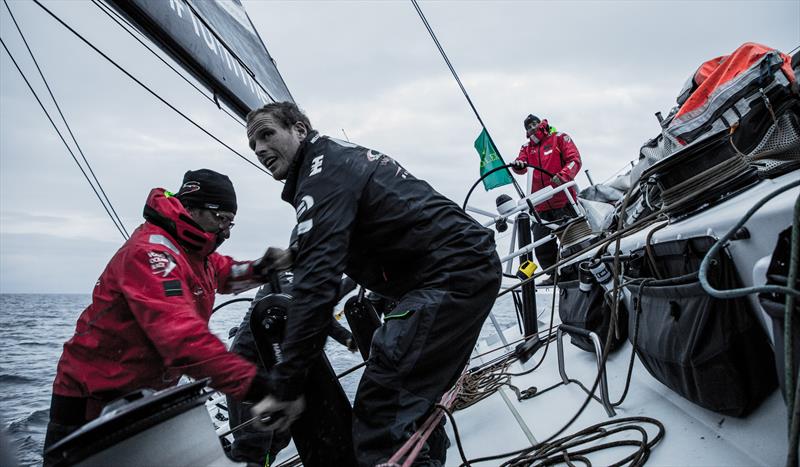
[
  {"x1": 524, "y1": 114, "x2": 541, "y2": 129},
  {"x1": 175, "y1": 169, "x2": 237, "y2": 214}
]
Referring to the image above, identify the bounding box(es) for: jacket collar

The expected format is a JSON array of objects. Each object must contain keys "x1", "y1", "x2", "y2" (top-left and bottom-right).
[
  {"x1": 281, "y1": 130, "x2": 319, "y2": 203},
  {"x1": 142, "y1": 188, "x2": 217, "y2": 257}
]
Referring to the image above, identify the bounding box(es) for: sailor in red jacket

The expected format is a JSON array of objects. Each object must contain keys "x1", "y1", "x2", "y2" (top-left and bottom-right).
[
  {"x1": 43, "y1": 169, "x2": 286, "y2": 454},
  {"x1": 511, "y1": 115, "x2": 582, "y2": 279}
]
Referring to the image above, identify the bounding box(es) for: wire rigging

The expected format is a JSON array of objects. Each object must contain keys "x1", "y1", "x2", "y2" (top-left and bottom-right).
[
  {"x1": 410, "y1": 0, "x2": 525, "y2": 199},
  {"x1": 90, "y1": 0, "x2": 245, "y2": 128},
  {"x1": 3, "y1": 0, "x2": 130, "y2": 239},
  {"x1": 30, "y1": 0, "x2": 268, "y2": 175},
  {"x1": 0, "y1": 37, "x2": 129, "y2": 240}
]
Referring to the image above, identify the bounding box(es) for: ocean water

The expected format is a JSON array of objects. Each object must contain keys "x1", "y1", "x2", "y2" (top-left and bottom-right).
[{"x1": 0, "y1": 291, "x2": 527, "y2": 466}]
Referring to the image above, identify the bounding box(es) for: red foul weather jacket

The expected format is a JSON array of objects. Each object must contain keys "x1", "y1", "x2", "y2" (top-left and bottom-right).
[
  {"x1": 52, "y1": 188, "x2": 264, "y2": 418},
  {"x1": 512, "y1": 132, "x2": 582, "y2": 212}
]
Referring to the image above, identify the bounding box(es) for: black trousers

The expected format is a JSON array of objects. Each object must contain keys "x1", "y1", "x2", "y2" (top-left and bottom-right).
[
  {"x1": 42, "y1": 394, "x2": 93, "y2": 466},
  {"x1": 352, "y1": 254, "x2": 502, "y2": 467},
  {"x1": 531, "y1": 206, "x2": 577, "y2": 271}
]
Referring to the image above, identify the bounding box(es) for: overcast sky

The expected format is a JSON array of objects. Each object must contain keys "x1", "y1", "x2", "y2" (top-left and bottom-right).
[{"x1": 1, "y1": 0, "x2": 798, "y2": 293}]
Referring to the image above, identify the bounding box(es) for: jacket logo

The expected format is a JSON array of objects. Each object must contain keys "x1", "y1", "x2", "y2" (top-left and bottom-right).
[
  {"x1": 297, "y1": 219, "x2": 313, "y2": 235},
  {"x1": 366, "y1": 149, "x2": 384, "y2": 162},
  {"x1": 310, "y1": 155, "x2": 324, "y2": 176},
  {"x1": 295, "y1": 195, "x2": 315, "y2": 219},
  {"x1": 544, "y1": 149, "x2": 553, "y2": 155},
  {"x1": 148, "y1": 251, "x2": 177, "y2": 277}
]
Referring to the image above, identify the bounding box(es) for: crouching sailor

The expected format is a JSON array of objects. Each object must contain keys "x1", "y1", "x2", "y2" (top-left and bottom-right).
[
  {"x1": 246, "y1": 102, "x2": 503, "y2": 466},
  {"x1": 43, "y1": 169, "x2": 289, "y2": 458}
]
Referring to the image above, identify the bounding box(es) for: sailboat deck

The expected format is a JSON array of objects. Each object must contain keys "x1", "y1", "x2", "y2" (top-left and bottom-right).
[{"x1": 451, "y1": 323, "x2": 788, "y2": 466}]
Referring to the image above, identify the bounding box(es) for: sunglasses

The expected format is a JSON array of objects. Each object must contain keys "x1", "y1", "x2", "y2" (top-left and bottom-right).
[{"x1": 210, "y1": 210, "x2": 235, "y2": 230}]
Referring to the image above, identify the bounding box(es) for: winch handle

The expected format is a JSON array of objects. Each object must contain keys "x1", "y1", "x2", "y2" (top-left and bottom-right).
[{"x1": 270, "y1": 271, "x2": 282, "y2": 294}]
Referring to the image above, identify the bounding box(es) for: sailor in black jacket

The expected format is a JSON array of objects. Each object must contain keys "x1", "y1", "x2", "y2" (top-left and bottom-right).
[{"x1": 247, "y1": 102, "x2": 502, "y2": 466}]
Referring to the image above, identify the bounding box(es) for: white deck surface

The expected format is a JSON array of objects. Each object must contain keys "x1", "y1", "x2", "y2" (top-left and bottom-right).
[{"x1": 446, "y1": 318, "x2": 788, "y2": 466}]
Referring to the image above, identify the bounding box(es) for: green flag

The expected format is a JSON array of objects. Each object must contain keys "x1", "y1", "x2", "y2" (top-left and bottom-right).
[{"x1": 474, "y1": 128, "x2": 513, "y2": 191}]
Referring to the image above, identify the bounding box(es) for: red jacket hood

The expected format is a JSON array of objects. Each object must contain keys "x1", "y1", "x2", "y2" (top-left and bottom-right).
[{"x1": 143, "y1": 188, "x2": 217, "y2": 257}]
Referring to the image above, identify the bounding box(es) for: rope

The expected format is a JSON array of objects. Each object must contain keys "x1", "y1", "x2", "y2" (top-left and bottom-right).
[
  {"x1": 660, "y1": 154, "x2": 750, "y2": 210},
  {"x1": 211, "y1": 297, "x2": 253, "y2": 313},
  {"x1": 0, "y1": 37, "x2": 130, "y2": 240},
  {"x1": 698, "y1": 179, "x2": 800, "y2": 299},
  {"x1": 496, "y1": 417, "x2": 665, "y2": 467},
  {"x1": 644, "y1": 221, "x2": 670, "y2": 280},
  {"x1": 558, "y1": 218, "x2": 593, "y2": 246},
  {"x1": 4, "y1": 0, "x2": 130, "y2": 239},
  {"x1": 454, "y1": 354, "x2": 517, "y2": 411},
  {"x1": 377, "y1": 378, "x2": 464, "y2": 467},
  {"x1": 30, "y1": 0, "x2": 269, "y2": 175}
]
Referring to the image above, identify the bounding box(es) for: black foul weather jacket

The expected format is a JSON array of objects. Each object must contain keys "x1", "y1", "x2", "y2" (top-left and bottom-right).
[{"x1": 272, "y1": 132, "x2": 498, "y2": 400}]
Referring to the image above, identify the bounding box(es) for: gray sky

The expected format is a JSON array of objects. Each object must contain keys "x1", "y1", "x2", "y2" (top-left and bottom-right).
[{"x1": 1, "y1": 0, "x2": 798, "y2": 293}]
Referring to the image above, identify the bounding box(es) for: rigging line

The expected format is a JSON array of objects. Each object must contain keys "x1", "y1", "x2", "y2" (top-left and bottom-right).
[
  {"x1": 30, "y1": 0, "x2": 269, "y2": 175},
  {"x1": 410, "y1": 0, "x2": 525, "y2": 199},
  {"x1": 91, "y1": 0, "x2": 245, "y2": 128},
  {"x1": 4, "y1": 0, "x2": 130, "y2": 238},
  {"x1": 0, "y1": 37, "x2": 129, "y2": 240}
]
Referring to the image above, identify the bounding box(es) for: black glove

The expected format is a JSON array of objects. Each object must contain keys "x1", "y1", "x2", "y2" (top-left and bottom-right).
[
  {"x1": 511, "y1": 160, "x2": 527, "y2": 171},
  {"x1": 251, "y1": 395, "x2": 305, "y2": 432},
  {"x1": 252, "y1": 247, "x2": 293, "y2": 279}
]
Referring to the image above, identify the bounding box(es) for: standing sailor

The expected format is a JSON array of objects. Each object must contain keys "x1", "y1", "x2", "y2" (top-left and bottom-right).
[
  {"x1": 511, "y1": 114, "x2": 582, "y2": 283},
  {"x1": 246, "y1": 102, "x2": 502, "y2": 466},
  {"x1": 43, "y1": 169, "x2": 288, "y2": 456}
]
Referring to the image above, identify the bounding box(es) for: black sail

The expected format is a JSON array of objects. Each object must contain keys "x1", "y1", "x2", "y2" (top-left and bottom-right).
[{"x1": 107, "y1": 0, "x2": 294, "y2": 119}]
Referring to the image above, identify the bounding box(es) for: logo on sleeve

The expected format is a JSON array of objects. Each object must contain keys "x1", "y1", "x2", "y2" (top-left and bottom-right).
[
  {"x1": 297, "y1": 219, "x2": 313, "y2": 235},
  {"x1": 295, "y1": 195, "x2": 315, "y2": 235},
  {"x1": 310, "y1": 155, "x2": 324, "y2": 176},
  {"x1": 563, "y1": 134, "x2": 572, "y2": 143},
  {"x1": 295, "y1": 195, "x2": 315, "y2": 219},
  {"x1": 366, "y1": 149, "x2": 384, "y2": 162},
  {"x1": 148, "y1": 251, "x2": 177, "y2": 277}
]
